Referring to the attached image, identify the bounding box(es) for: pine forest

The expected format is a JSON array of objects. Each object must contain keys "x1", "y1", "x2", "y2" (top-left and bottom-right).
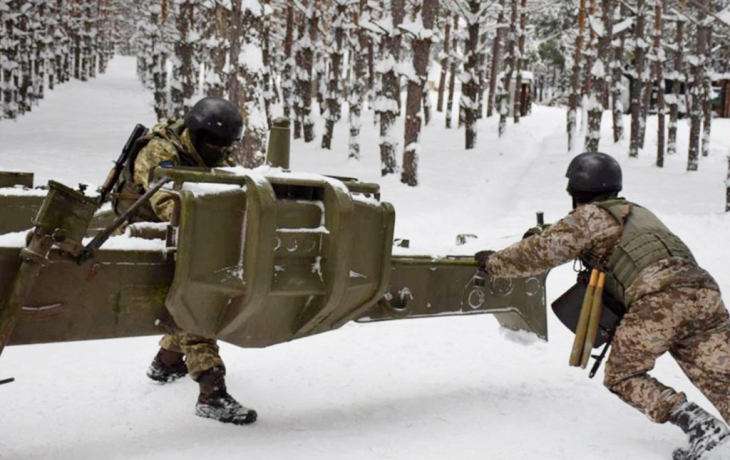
[{"x1": 1, "y1": 0, "x2": 729, "y2": 185}]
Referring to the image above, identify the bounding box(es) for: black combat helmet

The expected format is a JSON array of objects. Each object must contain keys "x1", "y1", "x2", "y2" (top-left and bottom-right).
[
  {"x1": 566, "y1": 152, "x2": 622, "y2": 207},
  {"x1": 566, "y1": 151, "x2": 622, "y2": 193},
  {"x1": 184, "y1": 97, "x2": 243, "y2": 165}
]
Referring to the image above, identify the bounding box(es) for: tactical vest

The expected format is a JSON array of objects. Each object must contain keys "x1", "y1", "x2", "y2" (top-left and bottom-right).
[
  {"x1": 581, "y1": 198, "x2": 696, "y2": 306},
  {"x1": 112, "y1": 119, "x2": 191, "y2": 223}
]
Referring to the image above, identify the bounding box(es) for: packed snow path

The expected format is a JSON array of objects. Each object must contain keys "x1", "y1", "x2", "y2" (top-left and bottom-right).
[{"x1": 2, "y1": 57, "x2": 730, "y2": 460}]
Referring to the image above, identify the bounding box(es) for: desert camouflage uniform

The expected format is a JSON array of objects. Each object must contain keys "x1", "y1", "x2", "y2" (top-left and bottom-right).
[
  {"x1": 485, "y1": 202, "x2": 730, "y2": 424},
  {"x1": 123, "y1": 121, "x2": 226, "y2": 379}
]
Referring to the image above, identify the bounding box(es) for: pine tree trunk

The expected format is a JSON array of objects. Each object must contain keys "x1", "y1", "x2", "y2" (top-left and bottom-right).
[
  {"x1": 401, "y1": 0, "x2": 436, "y2": 186},
  {"x1": 2, "y1": 1, "x2": 19, "y2": 119},
  {"x1": 436, "y1": 12, "x2": 451, "y2": 113},
  {"x1": 667, "y1": 0, "x2": 686, "y2": 156},
  {"x1": 499, "y1": 0, "x2": 519, "y2": 138},
  {"x1": 567, "y1": 0, "x2": 586, "y2": 150},
  {"x1": 205, "y1": 2, "x2": 229, "y2": 98},
  {"x1": 629, "y1": 0, "x2": 646, "y2": 158},
  {"x1": 377, "y1": 0, "x2": 405, "y2": 175},
  {"x1": 300, "y1": 2, "x2": 319, "y2": 143},
  {"x1": 349, "y1": 0, "x2": 368, "y2": 160},
  {"x1": 585, "y1": 0, "x2": 612, "y2": 152},
  {"x1": 171, "y1": 0, "x2": 195, "y2": 118},
  {"x1": 234, "y1": 2, "x2": 268, "y2": 168},
  {"x1": 282, "y1": 2, "x2": 295, "y2": 120},
  {"x1": 513, "y1": 0, "x2": 527, "y2": 123},
  {"x1": 687, "y1": 3, "x2": 708, "y2": 171},
  {"x1": 261, "y1": 0, "x2": 273, "y2": 129},
  {"x1": 700, "y1": 6, "x2": 713, "y2": 159},
  {"x1": 17, "y1": 5, "x2": 31, "y2": 114},
  {"x1": 151, "y1": 1, "x2": 168, "y2": 121},
  {"x1": 322, "y1": 0, "x2": 348, "y2": 150},
  {"x1": 652, "y1": 0, "x2": 665, "y2": 167},
  {"x1": 487, "y1": 0, "x2": 506, "y2": 118},
  {"x1": 445, "y1": 13, "x2": 458, "y2": 129},
  {"x1": 462, "y1": 0, "x2": 481, "y2": 148}
]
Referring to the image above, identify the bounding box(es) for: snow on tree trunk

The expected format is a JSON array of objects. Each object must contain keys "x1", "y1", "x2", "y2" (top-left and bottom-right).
[
  {"x1": 651, "y1": 0, "x2": 665, "y2": 167},
  {"x1": 79, "y1": 0, "x2": 94, "y2": 81},
  {"x1": 348, "y1": 0, "x2": 368, "y2": 160},
  {"x1": 1, "y1": 0, "x2": 19, "y2": 120},
  {"x1": 445, "y1": 13, "x2": 458, "y2": 129},
  {"x1": 31, "y1": 0, "x2": 45, "y2": 104},
  {"x1": 487, "y1": 0, "x2": 505, "y2": 118},
  {"x1": 170, "y1": 0, "x2": 196, "y2": 118},
  {"x1": 281, "y1": 2, "x2": 295, "y2": 120},
  {"x1": 610, "y1": 2, "x2": 626, "y2": 143},
  {"x1": 513, "y1": 0, "x2": 527, "y2": 124},
  {"x1": 585, "y1": 0, "x2": 612, "y2": 152},
  {"x1": 499, "y1": 0, "x2": 519, "y2": 138},
  {"x1": 687, "y1": 2, "x2": 709, "y2": 172},
  {"x1": 436, "y1": 11, "x2": 451, "y2": 113},
  {"x1": 567, "y1": 0, "x2": 586, "y2": 150},
  {"x1": 700, "y1": 6, "x2": 713, "y2": 159},
  {"x1": 230, "y1": 0, "x2": 267, "y2": 167},
  {"x1": 376, "y1": 0, "x2": 405, "y2": 175},
  {"x1": 260, "y1": 0, "x2": 273, "y2": 129},
  {"x1": 400, "y1": 0, "x2": 436, "y2": 186},
  {"x1": 629, "y1": 0, "x2": 647, "y2": 158},
  {"x1": 17, "y1": 4, "x2": 31, "y2": 114},
  {"x1": 203, "y1": 1, "x2": 230, "y2": 99},
  {"x1": 462, "y1": 0, "x2": 484, "y2": 148},
  {"x1": 667, "y1": 0, "x2": 686, "y2": 156},
  {"x1": 295, "y1": 1, "x2": 319, "y2": 143},
  {"x1": 150, "y1": 1, "x2": 169, "y2": 121},
  {"x1": 322, "y1": 0, "x2": 348, "y2": 150}
]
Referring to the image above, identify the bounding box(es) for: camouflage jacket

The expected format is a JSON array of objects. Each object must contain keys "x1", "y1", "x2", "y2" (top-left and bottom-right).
[
  {"x1": 117, "y1": 120, "x2": 234, "y2": 222},
  {"x1": 131, "y1": 122, "x2": 207, "y2": 222},
  {"x1": 484, "y1": 203, "x2": 719, "y2": 306}
]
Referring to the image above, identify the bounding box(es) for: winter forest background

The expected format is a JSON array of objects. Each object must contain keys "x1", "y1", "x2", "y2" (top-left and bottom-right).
[{"x1": 1, "y1": 0, "x2": 729, "y2": 188}]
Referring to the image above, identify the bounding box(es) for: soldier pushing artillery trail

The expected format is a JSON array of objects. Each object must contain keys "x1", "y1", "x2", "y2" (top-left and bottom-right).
[
  {"x1": 112, "y1": 97, "x2": 257, "y2": 425},
  {"x1": 475, "y1": 152, "x2": 730, "y2": 460}
]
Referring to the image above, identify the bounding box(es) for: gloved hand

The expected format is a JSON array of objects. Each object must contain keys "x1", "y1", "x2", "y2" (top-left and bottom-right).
[{"x1": 474, "y1": 250, "x2": 496, "y2": 271}]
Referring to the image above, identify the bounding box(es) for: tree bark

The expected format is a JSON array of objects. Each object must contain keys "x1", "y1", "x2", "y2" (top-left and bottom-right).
[
  {"x1": 322, "y1": 0, "x2": 348, "y2": 150},
  {"x1": 499, "y1": 0, "x2": 519, "y2": 138},
  {"x1": 377, "y1": 0, "x2": 405, "y2": 175},
  {"x1": 445, "y1": 13, "x2": 458, "y2": 129},
  {"x1": 487, "y1": 0, "x2": 506, "y2": 118},
  {"x1": 513, "y1": 0, "x2": 527, "y2": 123},
  {"x1": 585, "y1": 0, "x2": 612, "y2": 152},
  {"x1": 568, "y1": 0, "x2": 586, "y2": 150},
  {"x1": 401, "y1": 0, "x2": 436, "y2": 186},
  {"x1": 687, "y1": 2, "x2": 709, "y2": 171},
  {"x1": 667, "y1": 0, "x2": 686, "y2": 156},
  {"x1": 652, "y1": 0, "x2": 665, "y2": 167},
  {"x1": 436, "y1": 12, "x2": 451, "y2": 113},
  {"x1": 349, "y1": 0, "x2": 368, "y2": 160},
  {"x1": 629, "y1": 0, "x2": 646, "y2": 158}
]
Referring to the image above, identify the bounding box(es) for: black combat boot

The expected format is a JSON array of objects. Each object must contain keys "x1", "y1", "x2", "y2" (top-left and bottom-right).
[
  {"x1": 670, "y1": 402, "x2": 730, "y2": 460},
  {"x1": 146, "y1": 348, "x2": 189, "y2": 383},
  {"x1": 195, "y1": 366, "x2": 257, "y2": 425}
]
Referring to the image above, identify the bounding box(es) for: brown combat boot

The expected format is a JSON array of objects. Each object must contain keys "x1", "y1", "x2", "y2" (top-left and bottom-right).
[
  {"x1": 195, "y1": 366, "x2": 257, "y2": 425},
  {"x1": 146, "y1": 348, "x2": 188, "y2": 383},
  {"x1": 670, "y1": 402, "x2": 730, "y2": 460}
]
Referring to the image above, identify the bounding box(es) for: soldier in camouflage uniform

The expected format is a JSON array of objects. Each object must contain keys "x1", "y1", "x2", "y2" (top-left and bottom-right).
[
  {"x1": 475, "y1": 152, "x2": 730, "y2": 460},
  {"x1": 113, "y1": 97, "x2": 257, "y2": 425}
]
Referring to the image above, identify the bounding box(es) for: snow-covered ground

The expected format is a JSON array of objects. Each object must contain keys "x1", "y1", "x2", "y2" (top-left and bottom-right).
[{"x1": 2, "y1": 57, "x2": 730, "y2": 460}]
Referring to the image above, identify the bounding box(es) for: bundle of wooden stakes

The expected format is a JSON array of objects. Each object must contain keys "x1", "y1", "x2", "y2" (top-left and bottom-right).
[{"x1": 569, "y1": 269, "x2": 606, "y2": 368}]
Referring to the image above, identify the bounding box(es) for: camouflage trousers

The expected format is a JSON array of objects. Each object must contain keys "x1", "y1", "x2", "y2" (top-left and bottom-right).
[
  {"x1": 604, "y1": 287, "x2": 730, "y2": 424},
  {"x1": 159, "y1": 333, "x2": 225, "y2": 380}
]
